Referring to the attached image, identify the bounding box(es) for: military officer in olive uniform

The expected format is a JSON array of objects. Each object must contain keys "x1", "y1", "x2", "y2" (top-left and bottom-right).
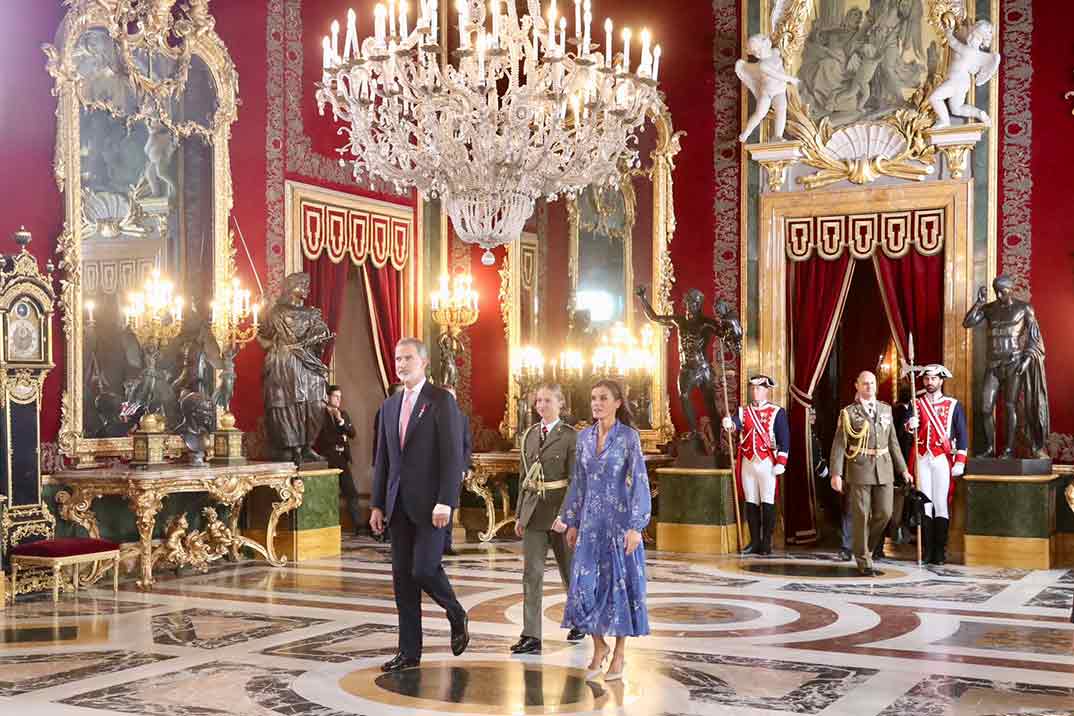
[
  {"x1": 512, "y1": 383, "x2": 585, "y2": 654},
  {"x1": 830, "y1": 371, "x2": 914, "y2": 577}
]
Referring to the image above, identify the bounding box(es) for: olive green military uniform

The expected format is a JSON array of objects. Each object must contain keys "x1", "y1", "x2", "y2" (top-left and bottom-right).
[
  {"x1": 830, "y1": 400, "x2": 909, "y2": 572},
  {"x1": 516, "y1": 421, "x2": 577, "y2": 640}
]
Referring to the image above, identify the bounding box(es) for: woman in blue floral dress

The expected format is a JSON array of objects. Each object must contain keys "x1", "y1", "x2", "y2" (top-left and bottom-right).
[{"x1": 555, "y1": 378, "x2": 651, "y2": 680}]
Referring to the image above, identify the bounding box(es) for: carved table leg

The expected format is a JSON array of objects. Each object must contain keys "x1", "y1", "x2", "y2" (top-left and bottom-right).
[
  {"x1": 225, "y1": 496, "x2": 247, "y2": 562},
  {"x1": 127, "y1": 489, "x2": 165, "y2": 590},
  {"x1": 228, "y1": 477, "x2": 305, "y2": 566},
  {"x1": 465, "y1": 467, "x2": 498, "y2": 542},
  {"x1": 487, "y1": 478, "x2": 517, "y2": 540}
]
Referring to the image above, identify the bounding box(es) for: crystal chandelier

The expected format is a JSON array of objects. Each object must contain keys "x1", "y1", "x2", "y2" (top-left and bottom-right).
[{"x1": 316, "y1": 0, "x2": 664, "y2": 264}]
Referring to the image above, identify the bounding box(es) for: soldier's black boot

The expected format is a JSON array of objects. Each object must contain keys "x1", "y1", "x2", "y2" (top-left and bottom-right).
[
  {"x1": 921, "y1": 516, "x2": 934, "y2": 564},
  {"x1": 759, "y1": 503, "x2": 776, "y2": 555},
  {"x1": 742, "y1": 503, "x2": 761, "y2": 555},
  {"x1": 934, "y1": 517, "x2": 949, "y2": 565}
]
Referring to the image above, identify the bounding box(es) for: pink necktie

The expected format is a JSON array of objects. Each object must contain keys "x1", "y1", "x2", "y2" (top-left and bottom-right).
[{"x1": 399, "y1": 391, "x2": 415, "y2": 448}]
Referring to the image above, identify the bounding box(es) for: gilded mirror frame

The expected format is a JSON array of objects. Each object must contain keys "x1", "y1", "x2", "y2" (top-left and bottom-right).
[
  {"x1": 503, "y1": 109, "x2": 681, "y2": 452},
  {"x1": 47, "y1": 3, "x2": 239, "y2": 464}
]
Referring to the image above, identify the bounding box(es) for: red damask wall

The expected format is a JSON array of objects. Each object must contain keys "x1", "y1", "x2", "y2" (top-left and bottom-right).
[{"x1": 1, "y1": 1, "x2": 1071, "y2": 462}]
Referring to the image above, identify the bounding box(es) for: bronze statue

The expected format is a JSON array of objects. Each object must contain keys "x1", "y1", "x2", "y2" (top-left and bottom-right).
[
  {"x1": 257, "y1": 272, "x2": 333, "y2": 463},
  {"x1": 175, "y1": 390, "x2": 215, "y2": 464},
  {"x1": 437, "y1": 331, "x2": 462, "y2": 388},
  {"x1": 962, "y1": 275, "x2": 1050, "y2": 459},
  {"x1": 636, "y1": 286, "x2": 743, "y2": 438}
]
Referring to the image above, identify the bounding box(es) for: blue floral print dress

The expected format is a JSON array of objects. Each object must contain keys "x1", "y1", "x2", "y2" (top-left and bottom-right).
[{"x1": 558, "y1": 420, "x2": 651, "y2": 637}]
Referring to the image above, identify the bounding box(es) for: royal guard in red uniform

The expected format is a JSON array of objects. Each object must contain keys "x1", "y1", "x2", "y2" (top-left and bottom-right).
[
  {"x1": 722, "y1": 375, "x2": 790, "y2": 555},
  {"x1": 905, "y1": 364, "x2": 967, "y2": 565}
]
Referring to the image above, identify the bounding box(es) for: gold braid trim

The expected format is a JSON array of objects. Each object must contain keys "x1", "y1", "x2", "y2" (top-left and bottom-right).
[
  {"x1": 519, "y1": 424, "x2": 547, "y2": 498},
  {"x1": 840, "y1": 408, "x2": 870, "y2": 460}
]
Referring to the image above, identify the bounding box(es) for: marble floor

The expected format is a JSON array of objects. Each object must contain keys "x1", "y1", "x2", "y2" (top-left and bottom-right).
[{"x1": 1, "y1": 537, "x2": 1072, "y2": 716}]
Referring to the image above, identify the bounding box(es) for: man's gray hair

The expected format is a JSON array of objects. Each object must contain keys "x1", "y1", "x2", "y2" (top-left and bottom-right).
[{"x1": 395, "y1": 337, "x2": 428, "y2": 360}]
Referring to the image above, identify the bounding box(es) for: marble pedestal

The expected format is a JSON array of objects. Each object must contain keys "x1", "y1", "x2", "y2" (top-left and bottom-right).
[
  {"x1": 246, "y1": 464, "x2": 341, "y2": 561},
  {"x1": 655, "y1": 468, "x2": 741, "y2": 554},
  {"x1": 963, "y1": 471, "x2": 1070, "y2": 569}
]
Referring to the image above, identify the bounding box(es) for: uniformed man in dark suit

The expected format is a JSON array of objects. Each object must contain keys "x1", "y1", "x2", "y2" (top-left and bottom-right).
[
  {"x1": 829, "y1": 371, "x2": 913, "y2": 577},
  {"x1": 315, "y1": 385, "x2": 360, "y2": 535},
  {"x1": 512, "y1": 383, "x2": 585, "y2": 653}
]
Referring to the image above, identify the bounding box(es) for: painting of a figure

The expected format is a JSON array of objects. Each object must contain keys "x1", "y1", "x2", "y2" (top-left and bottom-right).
[{"x1": 795, "y1": 0, "x2": 937, "y2": 124}]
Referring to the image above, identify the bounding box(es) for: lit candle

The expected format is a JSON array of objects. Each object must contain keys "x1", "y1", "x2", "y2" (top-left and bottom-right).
[
  {"x1": 559, "y1": 16, "x2": 566, "y2": 54},
  {"x1": 85, "y1": 300, "x2": 95, "y2": 324},
  {"x1": 331, "y1": 19, "x2": 340, "y2": 59},
  {"x1": 574, "y1": 0, "x2": 581, "y2": 38},
  {"x1": 639, "y1": 28, "x2": 651, "y2": 76},
  {"x1": 490, "y1": 0, "x2": 499, "y2": 44},
  {"x1": 652, "y1": 44, "x2": 661, "y2": 81},
  {"x1": 477, "y1": 30, "x2": 486, "y2": 82},
  {"x1": 621, "y1": 27, "x2": 631, "y2": 73},
  {"x1": 457, "y1": 0, "x2": 469, "y2": 49},
  {"x1": 430, "y1": 0, "x2": 438, "y2": 43},
  {"x1": 604, "y1": 18, "x2": 612, "y2": 67},
  {"x1": 548, "y1": 2, "x2": 557, "y2": 51},
  {"x1": 344, "y1": 9, "x2": 358, "y2": 61},
  {"x1": 389, "y1": 0, "x2": 397, "y2": 38},
  {"x1": 400, "y1": 1, "x2": 409, "y2": 39},
  {"x1": 252, "y1": 302, "x2": 260, "y2": 326},
  {"x1": 322, "y1": 36, "x2": 332, "y2": 71},
  {"x1": 374, "y1": 4, "x2": 387, "y2": 43},
  {"x1": 582, "y1": 4, "x2": 591, "y2": 54}
]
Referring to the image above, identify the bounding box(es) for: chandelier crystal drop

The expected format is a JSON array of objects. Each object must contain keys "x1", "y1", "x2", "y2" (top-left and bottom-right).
[{"x1": 316, "y1": 0, "x2": 664, "y2": 260}]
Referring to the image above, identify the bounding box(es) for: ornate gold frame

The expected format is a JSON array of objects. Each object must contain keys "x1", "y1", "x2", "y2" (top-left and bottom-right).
[
  {"x1": 47, "y1": 2, "x2": 239, "y2": 464},
  {"x1": 749, "y1": 180, "x2": 975, "y2": 427},
  {"x1": 567, "y1": 179, "x2": 636, "y2": 328},
  {"x1": 503, "y1": 110, "x2": 681, "y2": 451}
]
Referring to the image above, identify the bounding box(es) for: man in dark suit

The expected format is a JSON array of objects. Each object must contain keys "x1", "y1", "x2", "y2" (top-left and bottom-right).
[
  {"x1": 315, "y1": 385, "x2": 361, "y2": 535},
  {"x1": 443, "y1": 386, "x2": 471, "y2": 557},
  {"x1": 371, "y1": 338, "x2": 469, "y2": 672}
]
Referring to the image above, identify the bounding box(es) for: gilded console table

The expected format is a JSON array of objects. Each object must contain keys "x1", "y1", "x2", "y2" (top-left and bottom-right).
[
  {"x1": 52, "y1": 461, "x2": 302, "y2": 590},
  {"x1": 466, "y1": 451, "x2": 673, "y2": 543}
]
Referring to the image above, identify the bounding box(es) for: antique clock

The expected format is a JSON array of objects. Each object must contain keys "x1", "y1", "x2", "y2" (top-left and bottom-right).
[{"x1": 0, "y1": 227, "x2": 56, "y2": 561}]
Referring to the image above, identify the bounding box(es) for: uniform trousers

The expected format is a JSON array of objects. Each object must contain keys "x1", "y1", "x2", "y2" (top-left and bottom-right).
[
  {"x1": 848, "y1": 482, "x2": 893, "y2": 570},
  {"x1": 522, "y1": 528, "x2": 573, "y2": 639},
  {"x1": 915, "y1": 452, "x2": 951, "y2": 519},
  {"x1": 741, "y1": 457, "x2": 777, "y2": 504}
]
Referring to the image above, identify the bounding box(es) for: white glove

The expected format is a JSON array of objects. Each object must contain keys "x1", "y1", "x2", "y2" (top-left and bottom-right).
[
  {"x1": 721, "y1": 416, "x2": 735, "y2": 431},
  {"x1": 906, "y1": 416, "x2": 919, "y2": 431},
  {"x1": 951, "y1": 462, "x2": 965, "y2": 478},
  {"x1": 773, "y1": 464, "x2": 785, "y2": 476}
]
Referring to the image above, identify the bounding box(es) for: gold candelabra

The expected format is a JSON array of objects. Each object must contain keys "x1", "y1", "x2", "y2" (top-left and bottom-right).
[
  {"x1": 123, "y1": 269, "x2": 184, "y2": 355},
  {"x1": 430, "y1": 273, "x2": 479, "y2": 388},
  {"x1": 210, "y1": 278, "x2": 260, "y2": 434}
]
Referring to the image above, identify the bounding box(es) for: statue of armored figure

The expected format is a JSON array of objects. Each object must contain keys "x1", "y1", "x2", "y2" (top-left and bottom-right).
[
  {"x1": 962, "y1": 275, "x2": 1050, "y2": 459},
  {"x1": 636, "y1": 286, "x2": 742, "y2": 441}
]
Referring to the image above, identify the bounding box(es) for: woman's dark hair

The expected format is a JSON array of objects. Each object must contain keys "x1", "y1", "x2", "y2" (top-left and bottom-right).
[{"x1": 590, "y1": 379, "x2": 633, "y2": 428}]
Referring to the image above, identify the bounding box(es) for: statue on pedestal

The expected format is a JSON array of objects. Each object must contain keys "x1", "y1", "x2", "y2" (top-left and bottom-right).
[
  {"x1": 258, "y1": 272, "x2": 333, "y2": 464},
  {"x1": 636, "y1": 286, "x2": 742, "y2": 444},
  {"x1": 928, "y1": 19, "x2": 1001, "y2": 128},
  {"x1": 736, "y1": 33, "x2": 800, "y2": 142},
  {"x1": 962, "y1": 275, "x2": 1050, "y2": 459}
]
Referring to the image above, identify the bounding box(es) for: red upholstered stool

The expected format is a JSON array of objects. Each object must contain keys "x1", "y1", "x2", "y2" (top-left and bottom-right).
[{"x1": 10, "y1": 537, "x2": 121, "y2": 603}]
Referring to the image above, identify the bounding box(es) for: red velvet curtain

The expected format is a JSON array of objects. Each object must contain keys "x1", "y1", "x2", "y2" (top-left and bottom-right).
[
  {"x1": 363, "y1": 264, "x2": 403, "y2": 392},
  {"x1": 304, "y1": 257, "x2": 350, "y2": 368},
  {"x1": 873, "y1": 252, "x2": 945, "y2": 366},
  {"x1": 785, "y1": 255, "x2": 856, "y2": 545}
]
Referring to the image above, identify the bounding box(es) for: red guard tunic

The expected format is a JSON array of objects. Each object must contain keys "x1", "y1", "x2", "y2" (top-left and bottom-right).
[{"x1": 734, "y1": 402, "x2": 790, "y2": 466}]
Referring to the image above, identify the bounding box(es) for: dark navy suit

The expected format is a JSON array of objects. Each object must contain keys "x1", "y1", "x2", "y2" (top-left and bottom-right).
[
  {"x1": 372, "y1": 380, "x2": 466, "y2": 659},
  {"x1": 444, "y1": 411, "x2": 472, "y2": 553}
]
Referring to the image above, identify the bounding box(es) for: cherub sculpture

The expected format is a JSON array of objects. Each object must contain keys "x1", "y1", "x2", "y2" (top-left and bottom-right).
[
  {"x1": 736, "y1": 34, "x2": 800, "y2": 143},
  {"x1": 928, "y1": 20, "x2": 1001, "y2": 128}
]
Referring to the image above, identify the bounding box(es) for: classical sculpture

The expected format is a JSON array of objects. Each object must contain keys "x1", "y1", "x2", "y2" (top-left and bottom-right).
[
  {"x1": 735, "y1": 34, "x2": 800, "y2": 142},
  {"x1": 962, "y1": 275, "x2": 1050, "y2": 459},
  {"x1": 175, "y1": 390, "x2": 215, "y2": 464},
  {"x1": 437, "y1": 330, "x2": 462, "y2": 389},
  {"x1": 928, "y1": 20, "x2": 1000, "y2": 128},
  {"x1": 636, "y1": 286, "x2": 742, "y2": 439},
  {"x1": 257, "y1": 272, "x2": 333, "y2": 464}
]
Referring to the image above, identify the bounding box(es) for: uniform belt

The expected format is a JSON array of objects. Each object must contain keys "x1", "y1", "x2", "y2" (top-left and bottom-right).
[
  {"x1": 860, "y1": 447, "x2": 888, "y2": 457},
  {"x1": 522, "y1": 477, "x2": 569, "y2": 493}
]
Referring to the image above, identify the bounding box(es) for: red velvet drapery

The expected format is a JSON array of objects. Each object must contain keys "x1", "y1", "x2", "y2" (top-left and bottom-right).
[
  {"x1": 363, "y1": 264, "x2": 403, "y2": 392},
  {"x1": 785, "y1": 255, "x2": 856, "y2": 544},
  {"x1": 873, "y1": 252, "x2": 945, "y2": 366},
  {"x1": 304, "y1": 257, "x2": 350, "y2": 368}
]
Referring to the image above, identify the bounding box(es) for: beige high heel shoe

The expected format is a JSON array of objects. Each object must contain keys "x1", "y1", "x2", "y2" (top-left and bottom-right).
[
  {"x1": 584, "y1": 652, "x2": 610, "y2": 680},
  {"x1": 605, "y1": 658, "x2": 626, "y2": 681}
]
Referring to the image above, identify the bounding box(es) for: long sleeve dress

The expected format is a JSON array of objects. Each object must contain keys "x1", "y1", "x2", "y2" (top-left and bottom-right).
[{"x1": 558, "y1": 420, "x2": 652, "y2": 637}]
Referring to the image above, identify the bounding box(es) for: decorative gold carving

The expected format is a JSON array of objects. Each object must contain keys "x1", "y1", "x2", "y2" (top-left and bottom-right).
[
  {"x1": 49, "y1": 1, "x2": 238, "y2": 463},
  {"x1": 938, "y1": 144, "x2": 973, "y2": 180},
  {"x1": 760, "y1": 159, "x2": 793, "y2": 192},
  {"x1": 1065, "y1": 482, "x2": 1073, "y2": 514},
  {"x1": 465, "y1": 453, "x2": 523, "y2": 542},
  {"x1": 770, "y1": 0, "x2": 817, "y2": 59}
]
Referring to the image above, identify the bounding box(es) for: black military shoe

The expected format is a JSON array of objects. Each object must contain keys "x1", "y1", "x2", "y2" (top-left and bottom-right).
[
  {"x1": 451, "y1": 613, "x2": 470, "y2": 656},
  {"x1": 511, "y1": 636, "x2": 541, "y2": 654},
  {"x1": 565, "y1": 627, "x2": 586, "y2": 642},
  {"x1": 858, "y1": 568, "x2": 885, "y2": 578},
  {"x1": 381, "y1": 653, "x2": 420, "y2": 672}
]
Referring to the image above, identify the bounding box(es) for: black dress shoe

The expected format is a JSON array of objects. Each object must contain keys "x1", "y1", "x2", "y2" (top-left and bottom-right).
[
  {"x1": 565, "y1": 627, "x2": 586, "y2": 642},
  {"x1": 837, "y1": 549, "x2": 853, "y2": 561},
  {"x1": 511, "y1": 636, "x2": 541, "y2": 654},
  {"x1": 858, "y1": 568, "x2": 885, "y2": 578},
  {"x1": 451, "y1": 613, "x2": 470, "y2": 656},
  {"x1": 381, "y1": 653, "x2": 420, "y2": 672}
]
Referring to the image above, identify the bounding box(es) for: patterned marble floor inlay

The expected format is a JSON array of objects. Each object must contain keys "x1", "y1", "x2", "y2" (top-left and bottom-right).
[
  {"x1": 3, "y1": 537, "x2": 1074, "y2": 715},
  {"x1": 152, "y1": 608, "x2": 330, "y2": 649}
]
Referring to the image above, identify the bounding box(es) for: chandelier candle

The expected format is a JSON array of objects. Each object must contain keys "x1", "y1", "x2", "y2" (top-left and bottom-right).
[{"x1": 316, "y1": 1, "x2": 663, "y2": 264}]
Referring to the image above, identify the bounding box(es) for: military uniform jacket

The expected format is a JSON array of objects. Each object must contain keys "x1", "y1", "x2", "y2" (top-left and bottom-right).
[
  {"x1": 516, "y1": 422, "x2": 577, "y2": 532},
  {"x1": 829, "y1": 400, "x2": 908, "y2": 486}
]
